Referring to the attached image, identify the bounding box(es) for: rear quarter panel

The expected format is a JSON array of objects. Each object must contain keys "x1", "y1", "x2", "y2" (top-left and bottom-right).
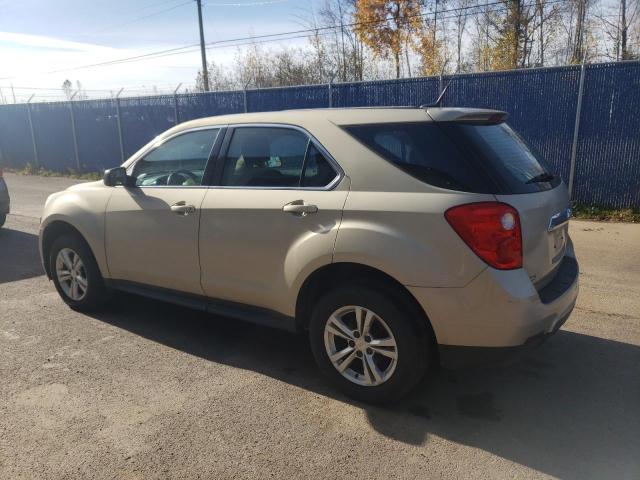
[{"x1": 334, "y1": 191, "x2": 493, "y2": 288}]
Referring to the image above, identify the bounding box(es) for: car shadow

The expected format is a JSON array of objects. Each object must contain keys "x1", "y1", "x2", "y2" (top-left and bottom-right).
[
  {"x1": 0, "y1": 227, "x2": 43, "y2": 284},
  {"x1": 88, "y1": 294, "x2": 639, "y2": 480}
]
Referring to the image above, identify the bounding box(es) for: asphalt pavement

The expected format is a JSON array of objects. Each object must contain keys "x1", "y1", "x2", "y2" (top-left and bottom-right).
[{"x1": 1, "y1": 172, "x2": 639, "y2": 479}]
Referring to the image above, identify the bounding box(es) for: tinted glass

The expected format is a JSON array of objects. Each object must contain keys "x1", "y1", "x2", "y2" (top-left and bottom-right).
[
  {"x1": 441, "y1": 123, "x2": 560, "y2": 193},
  {"x1": 345, "y1": 122, "x2": 559, "y2": 194},
  {"x1": 302, "y1": 144, "x2": 338, "y2": 187},
  {"x1": 221, "y1": 127, "x2": 337, "y2": 188},
  {"x1": 344, "y1": 123, "x2": 492, "y2": 193},
  {"x1": 132, "y1": 129, "x2": 219, "y2": 186},
  {"x1": 222, "y1": 127, "x2": 307, "y2": 187}
]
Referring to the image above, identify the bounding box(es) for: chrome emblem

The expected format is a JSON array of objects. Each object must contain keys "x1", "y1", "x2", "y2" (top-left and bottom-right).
[{"x1": 548, "y1": 207, "x2": 572, "y2": 231}]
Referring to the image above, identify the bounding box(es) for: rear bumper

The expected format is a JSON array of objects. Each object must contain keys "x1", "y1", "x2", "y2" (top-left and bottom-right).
[
  {"x1": 408, "y1": 251, "x2": 579, "y2": 367},
  {"x1": 437, "y1": 301, "x2": 573, "y2": 368}
]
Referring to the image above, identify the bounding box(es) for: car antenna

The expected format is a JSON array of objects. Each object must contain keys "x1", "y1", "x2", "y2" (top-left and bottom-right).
[{"x1": 420, "y1": 66, "x2": 458, "y2": 109}]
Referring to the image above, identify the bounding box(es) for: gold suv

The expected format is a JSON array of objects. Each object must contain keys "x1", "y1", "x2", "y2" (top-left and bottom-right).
[{"x1": 39, "y1": 108, "x2": 578, "y2": 403}]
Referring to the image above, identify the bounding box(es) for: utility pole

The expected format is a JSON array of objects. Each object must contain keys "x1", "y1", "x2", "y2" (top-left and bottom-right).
[
  {"x1": 26, "y1": 94, "x2": 39, "y2": 167},
  {"x1": 115, "y1": 88, "x2": 125, "y2": 162},
  {"x1": 621, "y1": 0, "x2": 628, "y2": 59},
  {"x1": 337, "y1": 0, "x2": 346, "y2": 82},
  {"x1": 196, "y1": 0, "x2": 210, "y2": 92}
]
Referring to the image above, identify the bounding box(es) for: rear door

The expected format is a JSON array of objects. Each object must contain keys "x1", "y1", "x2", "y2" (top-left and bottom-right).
[{"x1": 198, "y1": 125, "x2": 348, "y2": 316}]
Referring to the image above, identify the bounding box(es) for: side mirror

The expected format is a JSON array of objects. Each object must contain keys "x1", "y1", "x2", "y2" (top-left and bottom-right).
[{"x1": 103, "y1": 167, "x2": 129, "y2": 187}]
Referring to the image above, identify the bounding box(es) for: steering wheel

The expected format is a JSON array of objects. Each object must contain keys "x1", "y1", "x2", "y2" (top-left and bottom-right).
[{"x1": 167, "y1": 169, "x2": 198, "y2": 186}]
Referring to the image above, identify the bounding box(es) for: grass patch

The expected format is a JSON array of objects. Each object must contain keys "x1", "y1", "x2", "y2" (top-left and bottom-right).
[
  {"x1": 572, "y1": 203, "x2": 640, "y2": 223},
  {"x1": 4, "y1": 164, "x2": 102, "y2": 181}
]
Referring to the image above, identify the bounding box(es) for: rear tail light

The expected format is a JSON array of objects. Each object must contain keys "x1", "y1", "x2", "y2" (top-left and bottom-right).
[{"x1": 445, "y1": 202, "x2": 522, "y2": 270}]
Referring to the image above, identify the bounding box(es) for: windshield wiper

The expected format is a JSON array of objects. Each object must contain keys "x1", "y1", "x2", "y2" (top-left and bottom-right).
[{"x1": 525, "y1": 172, "x2": 556, "y2": 184}]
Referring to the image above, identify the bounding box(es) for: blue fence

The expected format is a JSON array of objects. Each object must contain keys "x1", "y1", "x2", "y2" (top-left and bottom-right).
[{"x1": 0, "y1": 61, "x2": 639, "y2": 208}]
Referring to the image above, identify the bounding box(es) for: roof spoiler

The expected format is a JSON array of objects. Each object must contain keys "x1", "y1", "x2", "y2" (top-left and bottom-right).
[
  {"x1": 426, "y1": 108, "x2": 509, "y2": 125},
  {"x1": 419, "y1": 70, "x2": 508, "y2": 125}
]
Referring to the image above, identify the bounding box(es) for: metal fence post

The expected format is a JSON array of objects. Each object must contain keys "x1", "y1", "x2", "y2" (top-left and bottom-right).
[
  {"x1": 328, "y1": 80, "x2": 333, "y2": 108},
  {"x1": 173, "y1": 83, "x2": 182, "y2": 125},
  {"x1": 68, "y1": 92, "x2": 80, "y2": 170},
  {"x1": 568, "y1": 63, "x2": 586, "y2": 198},
  {"x1": 26, "y1": 94, "x2": 39, "y2": 168},
  {"x1": 115, "y1": 88, "x2": 125, "y2": 163},
  {"x1": 243, "y1": 79, "x2": 252, "y2": 113}
]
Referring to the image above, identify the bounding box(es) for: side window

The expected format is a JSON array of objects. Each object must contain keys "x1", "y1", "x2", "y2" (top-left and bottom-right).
[
  {"x1": 344, "y1": 123, "x2": 490, "y2": 193},
  {"x1": 221, "y1": 127, "x2": 308, "y2": 187},
  {"x1": 220, "y1": 127, "x2": 338, "y2": 188},
  {"x1": 302, "y1": 144, "x2": 338, "y2": 187},
  {"x1": 132, "y1": 129, "x2": 219, "y2": 186}
]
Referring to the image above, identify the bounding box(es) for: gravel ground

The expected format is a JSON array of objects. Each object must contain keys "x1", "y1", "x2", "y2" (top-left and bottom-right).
[{"x1": 1, "y1": 172, "x2": 639, "y2": 479}]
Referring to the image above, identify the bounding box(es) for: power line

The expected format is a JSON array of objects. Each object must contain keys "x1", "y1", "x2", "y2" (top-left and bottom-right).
[
  {"x1": 76, "y1": 0, "x2": 192, "y2": 36},
  {"x1": 115, "y1": 0, "x2": 576, "y2": 60},
  {"x1": 203, "y1": 0, "x2": 289, "y2": 6},
  {"x1": 6, "y1": 0, "x2": 570, "y2": 78}
]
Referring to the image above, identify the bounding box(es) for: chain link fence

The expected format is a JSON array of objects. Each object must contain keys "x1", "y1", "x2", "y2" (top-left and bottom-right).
[{"x1": 0, "y1": 61, "x2": 638, "y2": 208}]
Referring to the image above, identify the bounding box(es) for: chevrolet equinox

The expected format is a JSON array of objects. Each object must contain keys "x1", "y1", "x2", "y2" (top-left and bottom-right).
[{"x1": 39, "y1": 108, "x2": 579, "y2": 403}]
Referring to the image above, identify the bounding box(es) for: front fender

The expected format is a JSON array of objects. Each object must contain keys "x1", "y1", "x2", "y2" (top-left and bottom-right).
[{"x1": 40, "y1": 184, "x2": 113, "y2": 278}]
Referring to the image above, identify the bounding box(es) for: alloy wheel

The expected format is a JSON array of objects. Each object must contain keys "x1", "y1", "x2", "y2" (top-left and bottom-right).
[
  {"x1": 55, "y1": 248, "x2": 88, "y2": 301},
  {"x1": 324, "y1": 305, "x2": 398, "y2": 387}
]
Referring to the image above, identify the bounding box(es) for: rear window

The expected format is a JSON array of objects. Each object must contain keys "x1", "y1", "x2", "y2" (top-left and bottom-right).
[{"x1": 344, "y1": 122, "x2": 560, "y2": 194}]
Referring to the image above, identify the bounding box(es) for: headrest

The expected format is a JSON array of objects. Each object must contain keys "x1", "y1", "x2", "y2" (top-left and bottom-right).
[{"x1": 238, "y1": 132, "x2": 270, "y2": 159}]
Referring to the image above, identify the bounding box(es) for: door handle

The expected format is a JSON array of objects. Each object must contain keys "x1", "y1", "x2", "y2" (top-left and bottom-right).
[
  {"x1": 170, "y1": 201, "x2": 197, "y2": 216},
  {"x1": 283, "y1": 200, "x2": 318, "y2": 216}
]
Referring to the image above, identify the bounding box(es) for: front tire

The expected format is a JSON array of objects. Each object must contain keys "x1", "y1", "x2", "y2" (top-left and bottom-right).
[
  {"x1": 309, "y1": 284, "x2": 430, "y2": 404},
  {"x1": 0, "y1": 213, "x2": 6, "y2": 228},
  {"x1": 49, "y1": 233, "x2": 108, "y2": 311}
]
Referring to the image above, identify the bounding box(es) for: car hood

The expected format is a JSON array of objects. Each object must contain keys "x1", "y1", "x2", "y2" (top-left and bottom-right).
[{"x1": 66, "y1": 180, "x2": 104, "y2": 191}]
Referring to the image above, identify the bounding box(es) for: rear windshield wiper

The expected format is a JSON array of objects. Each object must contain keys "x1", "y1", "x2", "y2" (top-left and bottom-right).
[{"x1": 525, "y1": 172, "x2": 556, "y2": 184}]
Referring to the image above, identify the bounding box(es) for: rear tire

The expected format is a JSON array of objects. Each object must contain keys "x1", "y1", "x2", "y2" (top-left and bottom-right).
[
  {"x1": 49, "y1": 233, "x2": 108, "y2": 311},
  {"x1": 309, "y1": 284, "x2": 430, "y2": 404}
]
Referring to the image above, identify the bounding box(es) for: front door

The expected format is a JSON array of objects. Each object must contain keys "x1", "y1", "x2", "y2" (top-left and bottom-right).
[
  {"x1": 199, "y1": 126, "x2": 348, "y2": 315},
  {"x1": 105, "y1": 128, "x2": 221, "y2": 295}
]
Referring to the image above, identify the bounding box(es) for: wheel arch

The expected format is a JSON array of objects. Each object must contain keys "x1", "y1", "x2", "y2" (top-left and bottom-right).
[
  {"x1": 295, "y1": 262, "x2": 437, "y2": 346},
  {"x1": 41, "y1": 219, "x2": 103, "y2": 279}
]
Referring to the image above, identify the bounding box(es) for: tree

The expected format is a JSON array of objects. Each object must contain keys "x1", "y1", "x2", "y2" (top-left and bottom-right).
[
  {"x1": 596, "y1": 0, "x2": 639, "y2": 60},
  {"x1": 483, "y1": 0, "x2": 534, "y2": 69},
  {"x1": 62, "y1": 79, "x2": 73, "y2": 100},
  {"x1": 531, "y1": 0, "x2": 563, "y2": 66},
  {"x1": 452, "y1": 0, "x2": 473, "y2": 70},
  {"x1": 196, "y1": 61, "x2": 235, "y2": 91},
  {"x1": 314, "y1": 0, "x2": 369, "y2": 81},
  {"x1": 353, "y1": 0, "x2": 424, "y2": 78},
  {"x1": 564, "y1": 0, "x2": 595, "y2": 63},
  {"x1": 418, "y1": 0, "x2": 451, "y2": 75},
  {"x1": 75, "y1": 81, "x2": 88, "y2": 100}
]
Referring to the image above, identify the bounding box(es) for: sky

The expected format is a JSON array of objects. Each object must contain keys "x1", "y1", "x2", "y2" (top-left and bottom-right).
[{"x1": 0, "y1": 0, "x2": 316, "y2": 101}]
